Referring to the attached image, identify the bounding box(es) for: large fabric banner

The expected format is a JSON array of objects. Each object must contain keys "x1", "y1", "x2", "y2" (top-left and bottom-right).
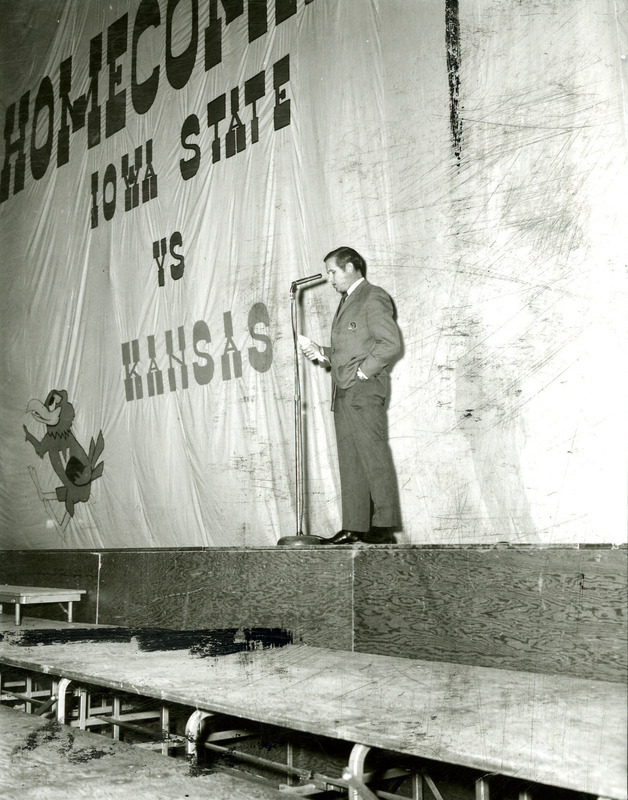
[{"x1": 0, "y1": 0, "x2": 625, "y2": 548}]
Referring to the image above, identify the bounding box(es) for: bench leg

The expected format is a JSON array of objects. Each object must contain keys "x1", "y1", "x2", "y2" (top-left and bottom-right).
[
  {"x1": 185, "y1": 709, "x2": 215, "y2": 762},
  {"x1": 476, "y1": 776, "x2": 490, "y2": 800},
  {"x1": 78, "y1": 687, "x2": 88, "y2": 729},
  {"x1": 112, "y1": 695, "x2": 122, "y2": 740},
  {"x1": 342, "y1": 769, "x2": 379, "y2": 800},
  {"x1": 15, "y1": 603, "x2": 21, "y2": 626},
  {"x1": 344, "y1": 744, "x2": 378, "y2": 800},
  {"x1": 412, "y1": 773, "x2": 424, "y2": 800},
  {"x1": 67, "y1": 601, "x2": 74, "y2": 623},
  {"x1": 56, "y1": 678, "x2": 73, "y2": 724},
  {"x1": 161, "y1": 705, "x2": 170, "y2": 755}
]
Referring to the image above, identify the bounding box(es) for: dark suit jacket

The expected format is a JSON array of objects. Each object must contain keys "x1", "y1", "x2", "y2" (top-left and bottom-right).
[{"x1": 322, "y1": 280, "x2": 400, "y2": 390}]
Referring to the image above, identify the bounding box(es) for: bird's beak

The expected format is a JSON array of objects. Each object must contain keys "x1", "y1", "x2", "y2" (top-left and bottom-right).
[{"x1": 26, "y1": 398, "x2": 61, "y2": 427}]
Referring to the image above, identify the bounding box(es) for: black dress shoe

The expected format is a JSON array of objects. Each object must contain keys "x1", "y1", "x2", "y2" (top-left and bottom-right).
[
  {"x1": 361, "y1": 527, "x2": 396, "y2": 544},
  {"x1": 323, "y1": 529, "x2": 364, "y2": 544}
]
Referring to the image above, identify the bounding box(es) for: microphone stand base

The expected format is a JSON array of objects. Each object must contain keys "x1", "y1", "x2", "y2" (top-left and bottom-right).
[{"x1": 276, "y1": 534, "x2": 326, "y2": 547}]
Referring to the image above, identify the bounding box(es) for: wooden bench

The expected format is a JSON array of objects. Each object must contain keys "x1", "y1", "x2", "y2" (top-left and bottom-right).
[
  {"x1": 0, "y1": 585, "x2": 86, "y2": 625},
  {"x1": 0, "y1": 631, "x2": 625, "y2": 800}
]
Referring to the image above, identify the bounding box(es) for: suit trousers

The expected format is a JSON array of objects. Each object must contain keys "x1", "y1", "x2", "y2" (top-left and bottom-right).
[{"x1": 333, "y1": 377, "x2": 399, "y2": 532}]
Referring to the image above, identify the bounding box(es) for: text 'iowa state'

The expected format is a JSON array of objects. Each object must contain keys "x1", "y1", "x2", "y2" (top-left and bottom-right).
[{"x1": 1, "y1": 0, "x2": 316, "y2": 204}]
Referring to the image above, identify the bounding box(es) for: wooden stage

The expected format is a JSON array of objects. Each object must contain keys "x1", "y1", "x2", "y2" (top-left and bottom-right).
[
  {"x1": 2, "y1": 545, "x2": 625, "y2": 685},
  {"x1": 1, "y1": 617, "x2": 625, "y2": 800}
]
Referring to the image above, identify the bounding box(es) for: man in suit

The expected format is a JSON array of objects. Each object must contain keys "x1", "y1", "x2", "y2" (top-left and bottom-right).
[{"x1": 300, "y1": 247, "x2": 401, "y2": 544}]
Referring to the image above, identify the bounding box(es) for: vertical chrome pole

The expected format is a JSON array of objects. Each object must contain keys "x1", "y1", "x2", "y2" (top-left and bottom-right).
[{"x1": 291, "y1": 283, "x2": 303, "y2": 536}]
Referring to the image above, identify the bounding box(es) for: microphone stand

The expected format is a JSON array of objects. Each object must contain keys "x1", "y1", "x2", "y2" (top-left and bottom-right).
[{"x1": 277, "y1": 280, "x2": 325, "y2": 546}]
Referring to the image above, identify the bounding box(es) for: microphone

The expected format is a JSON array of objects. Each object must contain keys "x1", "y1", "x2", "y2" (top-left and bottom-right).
[{"x1": 291, "y1": 273, "x2": 324, "y2": 289}]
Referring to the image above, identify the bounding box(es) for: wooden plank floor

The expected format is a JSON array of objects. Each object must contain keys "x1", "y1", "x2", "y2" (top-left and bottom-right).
[
  {"x1": 1, "y1": 620, "x2": 626, "y2": 799},
  {"x1": 0, "y1": 705, "x2": 287, "y2": 799}
]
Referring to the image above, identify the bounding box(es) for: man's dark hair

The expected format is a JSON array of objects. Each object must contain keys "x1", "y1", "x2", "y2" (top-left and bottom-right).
[{"x1": 324, "y1": 246, "x2": 366, "y2": 276}]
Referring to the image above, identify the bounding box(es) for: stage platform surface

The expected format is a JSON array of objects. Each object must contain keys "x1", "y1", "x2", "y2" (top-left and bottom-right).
[
  {"x1": 0, "y1": 704, "x2": 286, "y2": 799},
  {"x1": 0, "y1": 618, "x2": 626, "y2": 799}
]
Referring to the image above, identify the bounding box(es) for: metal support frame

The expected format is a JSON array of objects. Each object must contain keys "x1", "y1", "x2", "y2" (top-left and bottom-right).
[
  {"x1": 0, "y1": 667, "x2": 55, "y2": 716},
  {"x1": 422, "y1": 770, "x2": 445, "y2": 800}
]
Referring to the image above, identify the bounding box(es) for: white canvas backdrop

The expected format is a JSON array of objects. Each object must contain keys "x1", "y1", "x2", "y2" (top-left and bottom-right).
[{"x1": 0, "y1": 0, "x2": 625, "y2": 548}]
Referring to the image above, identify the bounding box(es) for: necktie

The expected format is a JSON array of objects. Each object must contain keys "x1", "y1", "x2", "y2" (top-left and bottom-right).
[{"x1": 335, "y1": 293, "x2": 347, "y2": 317}]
